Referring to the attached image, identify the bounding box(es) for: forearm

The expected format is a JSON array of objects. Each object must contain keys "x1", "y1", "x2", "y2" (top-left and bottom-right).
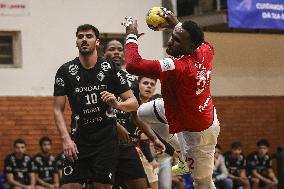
[
  {"x1": 30, "y1": 173, "x2": 36, "y2": 185},
  {"x1": 132, "y1": 112, "x2": 158, "y2": 142},
  {"x1": 54, "y1": 108, "x2": 70, "y2": 140},
  {"x1": 253, "y1": 170, "x2": 269, "y2": 182},
  {"x1": 117, "y1": 96, "x2": 138, "y2": 112},
  {"x1": 53, "y1": 173, "x2": 60, "y2": 185},
  {"x1": 125, "y1": 41, "x2": 161, "y2": 79},
  {"x1": 36, "y1": 176, "x2": 50, "y2": 187},
  {"x1": 7, "y1": 175, "x2": 27, "y2": 188}
]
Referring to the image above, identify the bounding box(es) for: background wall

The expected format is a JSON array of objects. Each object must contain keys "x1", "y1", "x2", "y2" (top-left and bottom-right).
[
  {"x1": 206, "y1": 32, "x2": 284, "y2": 96},
  {"x1": 0, "y1": 0, "x2": 164, "y2": 95}
]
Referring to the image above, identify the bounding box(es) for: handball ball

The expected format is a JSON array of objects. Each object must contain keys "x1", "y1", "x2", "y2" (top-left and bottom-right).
[{"x1": 146, "y1": 7, "x2": 169, "y2": 31}]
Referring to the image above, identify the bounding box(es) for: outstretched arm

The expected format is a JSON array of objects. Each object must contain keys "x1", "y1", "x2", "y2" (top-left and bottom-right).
[{"x1": 124, "y1": 19, "x2": 161, "y2": 79}]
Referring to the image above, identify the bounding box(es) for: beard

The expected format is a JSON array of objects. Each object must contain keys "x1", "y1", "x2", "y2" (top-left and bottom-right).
[{"x1": 79, "y1": 48, "x2": 94, "y2": 56}]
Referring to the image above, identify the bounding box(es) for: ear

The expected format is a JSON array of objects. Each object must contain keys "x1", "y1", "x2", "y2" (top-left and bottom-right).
[{"x1": 96, "y1": 39, "x2": 100, "y2": 47}]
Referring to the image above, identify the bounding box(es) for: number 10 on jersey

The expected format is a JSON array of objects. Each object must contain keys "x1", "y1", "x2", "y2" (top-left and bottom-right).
[{"x1": 85, "y1": 93, "x2": 97, "y2": 105}]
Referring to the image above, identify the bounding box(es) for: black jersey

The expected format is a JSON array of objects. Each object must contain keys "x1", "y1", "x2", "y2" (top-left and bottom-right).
[
  {"x1": 4, "y1": 153, "x2": 37, "y2": 185},
  {"x1": 54, "y1": 57, "x2": 130, "y2": 157},
  {"x1": 246, "y1": 151, "x2": 272, "y2": 176},
  {"x1": 115, "y1": 70, "x2": 138, "y2": 137},
  {"x1": 33, "y1": 154, "x2": 57, "y2": 184},
  {"x1": 224, "y1": 151, "x2": 246, "y2": 177}
]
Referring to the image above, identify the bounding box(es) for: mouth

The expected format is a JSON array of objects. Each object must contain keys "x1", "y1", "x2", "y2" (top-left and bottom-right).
[{"x1": 145, "y1": 90, "x2": 151, "y2": 94}]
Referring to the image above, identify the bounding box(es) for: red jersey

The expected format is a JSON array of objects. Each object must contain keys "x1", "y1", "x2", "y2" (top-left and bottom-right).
[{"x1": 125, "y1": 41, "x2": 214, "y2": 133}]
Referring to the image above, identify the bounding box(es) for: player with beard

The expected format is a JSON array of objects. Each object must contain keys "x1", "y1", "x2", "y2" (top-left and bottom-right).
[
  {"x1": 4, "y1": 139, "x2": 37, "y2": 189},
  {"x1": 53, "y1": 24, "x2": 140, "y2": 189},
  {"x1": 33, "y1": 136, "x2": 59, "y2": 189},
  {"x1": 247, "y1": 139, "x2": 278, "y2": 189},
  {"x1": 104, "y1": 40, "x2": 151, "y2": 189},
  {"x1": 223, "y1": 142, "x2": 250, "y2": 189},
  {"x1": 122, "y1": 11, "x2": 220, "y2": 189}
]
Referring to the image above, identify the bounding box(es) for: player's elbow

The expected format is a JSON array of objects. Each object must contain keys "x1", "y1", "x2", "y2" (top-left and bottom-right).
[{"x1": 128, "y1": 97, "x2": 139, "y2": 112}]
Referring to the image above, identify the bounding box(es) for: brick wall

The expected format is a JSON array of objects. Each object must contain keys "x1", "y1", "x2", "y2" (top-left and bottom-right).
[
  {"x1": 0, "y1": 96, "x2": 283, "y2": 172},
  {"x1": 0, "y1": 97, "x2": 71, "y2": 172}
]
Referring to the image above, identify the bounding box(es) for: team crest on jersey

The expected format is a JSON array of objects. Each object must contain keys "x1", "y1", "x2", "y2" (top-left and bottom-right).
[
  {"x1": 159, "y1": 58, "x2": 175, "y2": 72},
  {"x1": 97, "y1": 71, "x2": 105, "y2": 81},
  {"x1": 101, "y1": 62, "x2": 111, "y2": 71},
  {"x1": 56, "y1": 78, "x2": 65, "y2": 87},
  {"x1": 117, "y1": 71, "x2": 126, "y2": 85},
  {"x1": 69, "y1": 64, "x2": 79, "y2": 75},
  {"x1": 126, "y1": 73, "x2": 136, "y2": 87}
]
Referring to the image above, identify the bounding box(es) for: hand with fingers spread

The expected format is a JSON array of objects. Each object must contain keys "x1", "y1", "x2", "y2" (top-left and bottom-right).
[
  {"x1": 161, "y1": 10, "x2": 179, "y2": 29},
  {"x1": 62, "y1": 136, "x2": 79, "y2": 162},
  {"x1": 122, "y1": 17, "x2": 144, "y2": 38},
  {"x1": 100, "y1": 91, "x2": 120, "y2": 109}
]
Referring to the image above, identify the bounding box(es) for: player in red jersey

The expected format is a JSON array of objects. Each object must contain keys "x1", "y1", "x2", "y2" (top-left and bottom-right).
[{"x1": 122, "y1": 12, "x2": 220, "y2": 189}]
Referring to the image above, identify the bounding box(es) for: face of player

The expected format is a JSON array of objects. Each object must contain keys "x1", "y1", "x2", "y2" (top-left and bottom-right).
[
  {"x1": 166, "y1": 24, "x2": 194, "y2": 57},
  {"x1": 15, "y1": 143, "x2": 26, "y2": 157},
  {"x1": 41, "y1": 141, "x2": 51, "y2": 154},
  {"x1": 257, "y1": 145, "x2": 269, "y2": 157},
  {"x1": 76, "y1": 29, "x2": 100, "y2": 56},
  {"x1": 139, "y1": 77, "x2": 156, "y2": 101},
  {"x1": 232, "y1": 148, "x2": 242, "y2": 157},
  {"x1": 104, "y1": 40, "x2": 124, "y2": 66}
]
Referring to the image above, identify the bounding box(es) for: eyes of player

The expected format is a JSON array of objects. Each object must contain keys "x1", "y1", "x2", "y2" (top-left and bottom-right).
[
  {"x1": 142, "y1": 81, "x2": 155, "y2": 87},
  {"x1": 107, "y1": 47, "x2": 123, "y2": 52},
  {"x1": 77, "y1": 33, "x2": 95, "y2": 40}
]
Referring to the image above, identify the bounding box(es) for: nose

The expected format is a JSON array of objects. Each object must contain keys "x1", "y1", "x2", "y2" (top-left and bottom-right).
[{"x1": 167, "y1": 37, "x2": 173, "y2": 46}]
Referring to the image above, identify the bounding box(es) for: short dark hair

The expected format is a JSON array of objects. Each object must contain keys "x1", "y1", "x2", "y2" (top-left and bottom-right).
[
  {"x1": 39, "y1": 136, "x2": 52, "y2": 146},
  {"x1": 231, "y1": 142, "x2": 242, "y2": 149},
  {"x1": 257, "y1": 139, "x2": 270, "y2": 147},
  {"x1": 182, "y1": 20, "x2": 204, "y2": 49},
  {"x1": 138, "y1": 76, "x2": 157, "y2": 83},
  {"x1": 76, "y1": 24, "x2": 100, "y2": 39},
  {"x1": 14, "y1": 138, "x2": 26, "y2": 147},
  {"x1": 104, "y1": 39, "x2": 123, "y2": 53},
  {"x1": 215, "y1": 144, "x2": 222, "y2": 150}
]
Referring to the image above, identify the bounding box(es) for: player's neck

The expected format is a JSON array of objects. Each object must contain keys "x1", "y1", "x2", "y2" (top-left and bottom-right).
[
  {"x1": 15, "y1": 153, "x2": 24, "y2": 159},
  {"x1": 140, "y1": 97, "x2": 149, "y2": 104},
  {"x1": 79, "y1": 51, "x2": 98, "y2": 69},
  {"x1": 40, "y1": 152, "x2": 49, "y2": 157}
]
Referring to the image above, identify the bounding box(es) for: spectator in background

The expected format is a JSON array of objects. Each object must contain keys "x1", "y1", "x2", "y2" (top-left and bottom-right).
[
  {"x1": 4, "y1": 138, "x2": 37, "y2": 189},
  {"x1": 213, "y1": 144, "x2": 233, "y2": 189},
  {"x1": 134, "y1": 76, "x2": 160, "y2": 189},
  {"x1": 33, "y1": 136, "x2": 59, "y2": 189},
  {"x1": 224, "y1": 142, "x2": 250, "y2": 189},
  {"x1": 247, "y1": 139, "x2": 278, "y2": 189}
]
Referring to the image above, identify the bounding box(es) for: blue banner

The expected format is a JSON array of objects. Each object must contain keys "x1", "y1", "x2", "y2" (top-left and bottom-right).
[{"x1": 228, "y1": 0, "x2": 284, "y2": 30}]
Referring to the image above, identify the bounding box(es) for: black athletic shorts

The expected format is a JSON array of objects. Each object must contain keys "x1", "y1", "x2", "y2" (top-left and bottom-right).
[
  {"x1": 61, "y1": 142, "x2": 119, "y2": 185},
  {"x1": 115, "y1": 143, "x2": 146, "y2": 181}
]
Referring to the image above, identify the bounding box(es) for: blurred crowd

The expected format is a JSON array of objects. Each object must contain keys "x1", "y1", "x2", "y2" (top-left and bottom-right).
[{"x1": 1, "y1": 137, "x2": 282, "y2": 189}]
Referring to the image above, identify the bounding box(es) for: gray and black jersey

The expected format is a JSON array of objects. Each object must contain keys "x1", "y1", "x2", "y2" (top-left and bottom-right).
[
  {"x1": 4, "y1": 153, "x2": 37, "y2": 185},
  {"x1": 33, "y1": 154, "x2": 57, "y2": 184},
  {"x1": 54, "y1": 57, "x2": 130, "y2": 157}
]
